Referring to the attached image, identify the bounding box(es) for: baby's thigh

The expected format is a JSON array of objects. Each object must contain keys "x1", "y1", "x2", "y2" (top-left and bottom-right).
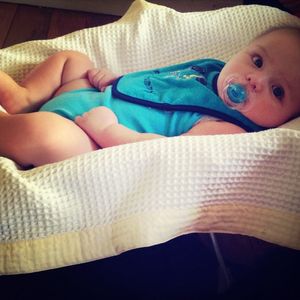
[
  {"x1": 54, "y1": 78, "x2": 93, "y2": 97},
  {"x1": 2, "y1": 111, "x2": 98, "y2": 167}
]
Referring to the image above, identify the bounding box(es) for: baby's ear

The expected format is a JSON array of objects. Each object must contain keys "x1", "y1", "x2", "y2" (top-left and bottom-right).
[{"x1": 279, "y1": 116, "x2": 300, "y2": 131}]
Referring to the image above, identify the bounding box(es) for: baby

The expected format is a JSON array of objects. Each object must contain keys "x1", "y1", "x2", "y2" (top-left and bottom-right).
[{"x1": 0, "y1": 26, "x2": 299, "y2": 167}]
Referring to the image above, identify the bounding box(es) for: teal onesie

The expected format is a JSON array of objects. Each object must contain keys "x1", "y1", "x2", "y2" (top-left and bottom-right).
[{"x1": 39, "y1": 59, "x2": 266, "y2": 135}]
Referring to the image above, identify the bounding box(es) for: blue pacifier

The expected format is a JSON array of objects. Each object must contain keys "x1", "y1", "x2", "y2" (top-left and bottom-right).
[
  {"x1": 226, "y1": 83, "x2": 247, "y2": 104},
  {"x1": 223, "y1": 76, "x2": 250, "y2": 111}
]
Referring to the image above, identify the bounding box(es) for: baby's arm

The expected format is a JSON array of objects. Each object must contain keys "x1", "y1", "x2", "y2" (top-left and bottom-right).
[
  {"x1": 183, "y1": 120, "x2": 246, "y2": 135},
  {"x1": 75, "y1": 107, "x2": 163, "y2": 148},
  {"x1": 75, "y1": 107, "x2": 246, "y2": 148}
]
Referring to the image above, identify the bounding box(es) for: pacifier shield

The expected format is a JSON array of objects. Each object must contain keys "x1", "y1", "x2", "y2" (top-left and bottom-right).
[{"x1": 227, "y1": 83, "x2": 247, "y2": 104}]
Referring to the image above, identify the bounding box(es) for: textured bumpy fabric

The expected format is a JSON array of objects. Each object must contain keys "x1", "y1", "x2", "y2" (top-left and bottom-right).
[{"x1": 0, "y1": 0, "x2": 300, "y2": 274}]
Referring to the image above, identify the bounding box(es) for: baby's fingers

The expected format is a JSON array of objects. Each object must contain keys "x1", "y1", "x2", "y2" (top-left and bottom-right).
[
  {"x1": 87, "y1": 68, "x2": 118, "y2": 91},
  {"x1": 87, "y1": 68, "x2": 105, "y2": 90}
]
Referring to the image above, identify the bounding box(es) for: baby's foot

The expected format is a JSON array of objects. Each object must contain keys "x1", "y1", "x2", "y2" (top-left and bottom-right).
[{"x1": 0, "y1": 70, "x2": 30, "y2": 114}]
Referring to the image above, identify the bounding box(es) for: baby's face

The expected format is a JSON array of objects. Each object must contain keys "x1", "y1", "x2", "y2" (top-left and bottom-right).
[{"x1": 218, "y1": 29, "x2": 300, "y2": 127}]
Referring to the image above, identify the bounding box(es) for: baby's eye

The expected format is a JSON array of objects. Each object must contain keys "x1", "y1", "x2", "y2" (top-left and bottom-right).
[
  {"x1": 252, "y1": 55, "x2": 263, "y2": 68},
  {"x1": 272, "y1": 85, "x2": 285, "y2": 101}
]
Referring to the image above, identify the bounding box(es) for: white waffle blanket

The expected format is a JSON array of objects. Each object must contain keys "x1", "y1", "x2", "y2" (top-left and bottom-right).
[{"x1": 0, "y1": 0, "x2": 300, "y2": 274}]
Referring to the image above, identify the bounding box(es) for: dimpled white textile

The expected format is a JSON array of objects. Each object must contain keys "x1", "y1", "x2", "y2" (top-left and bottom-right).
[{"x1": 0, "y1": 0, "x2": 300, "y2": 274}]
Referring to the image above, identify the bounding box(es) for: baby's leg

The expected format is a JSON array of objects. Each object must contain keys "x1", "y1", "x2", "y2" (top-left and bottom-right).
[
  {"x1": 0, "y1": 111, "x2": 98, "y2": 167},
  {"x1": 0, "y1": 50, "x2": 94, "y2": 114}
]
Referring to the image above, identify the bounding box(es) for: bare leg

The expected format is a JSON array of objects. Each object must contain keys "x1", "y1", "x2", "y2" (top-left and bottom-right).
[
  {"x1": 0, "y1": 111, "x2": 98, "y2": 167},
  {"x1": 0, "y1": 50, "x2": 94, "y2": 114}
]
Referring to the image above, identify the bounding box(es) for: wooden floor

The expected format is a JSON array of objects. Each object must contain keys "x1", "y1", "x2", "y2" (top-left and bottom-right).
[
  {"x1": 0, "y1": 2, "x2": 120, "y2": 49},
  {"x1": 0, "y1": 1, "x2": 299, "y2": 49}
]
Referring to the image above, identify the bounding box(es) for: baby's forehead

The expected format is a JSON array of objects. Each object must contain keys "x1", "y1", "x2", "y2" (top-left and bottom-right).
[
  {"x1": 256, "y1": 27, "x2": 300, "y2": 41},
  {"x1": 253, "y1": 29, "x2": 299, "y2": 51},
  {"x1": 255, "y1": 30, "x2": 300, "y2": 66}
]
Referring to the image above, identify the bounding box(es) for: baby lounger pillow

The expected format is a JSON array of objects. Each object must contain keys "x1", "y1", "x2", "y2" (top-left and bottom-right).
[{"x1": 0, "y1": 0, "x2": 300, "y2": 274}]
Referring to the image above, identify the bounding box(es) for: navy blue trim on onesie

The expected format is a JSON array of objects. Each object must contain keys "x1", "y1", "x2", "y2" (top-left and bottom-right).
[{"x1": 111, "y1": 59, "x2": 268, "y2": 133}]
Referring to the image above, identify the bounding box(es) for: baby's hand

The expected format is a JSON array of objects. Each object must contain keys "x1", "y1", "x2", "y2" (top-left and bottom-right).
[
  {"x1": 75, "y1": 107, "x2": 118, "y2": 145},
  {"x1": 87, "y1": 68, "x2": 119, "y2": 92}
]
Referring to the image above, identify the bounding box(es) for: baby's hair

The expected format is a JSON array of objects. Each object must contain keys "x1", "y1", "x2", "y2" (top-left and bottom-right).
[{"x1": 255, "y1": 25, "x2": 300, "y2": 39}]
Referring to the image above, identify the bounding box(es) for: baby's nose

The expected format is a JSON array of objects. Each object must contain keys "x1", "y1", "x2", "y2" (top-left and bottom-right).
[{"x1": 246, "y1": 75, "x2": 263, "y2": 92}]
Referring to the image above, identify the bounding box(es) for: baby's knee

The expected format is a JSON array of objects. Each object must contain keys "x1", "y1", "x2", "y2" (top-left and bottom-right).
[{"x1": 55, "y1": 50, "x2": 92, "y2": 64}]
